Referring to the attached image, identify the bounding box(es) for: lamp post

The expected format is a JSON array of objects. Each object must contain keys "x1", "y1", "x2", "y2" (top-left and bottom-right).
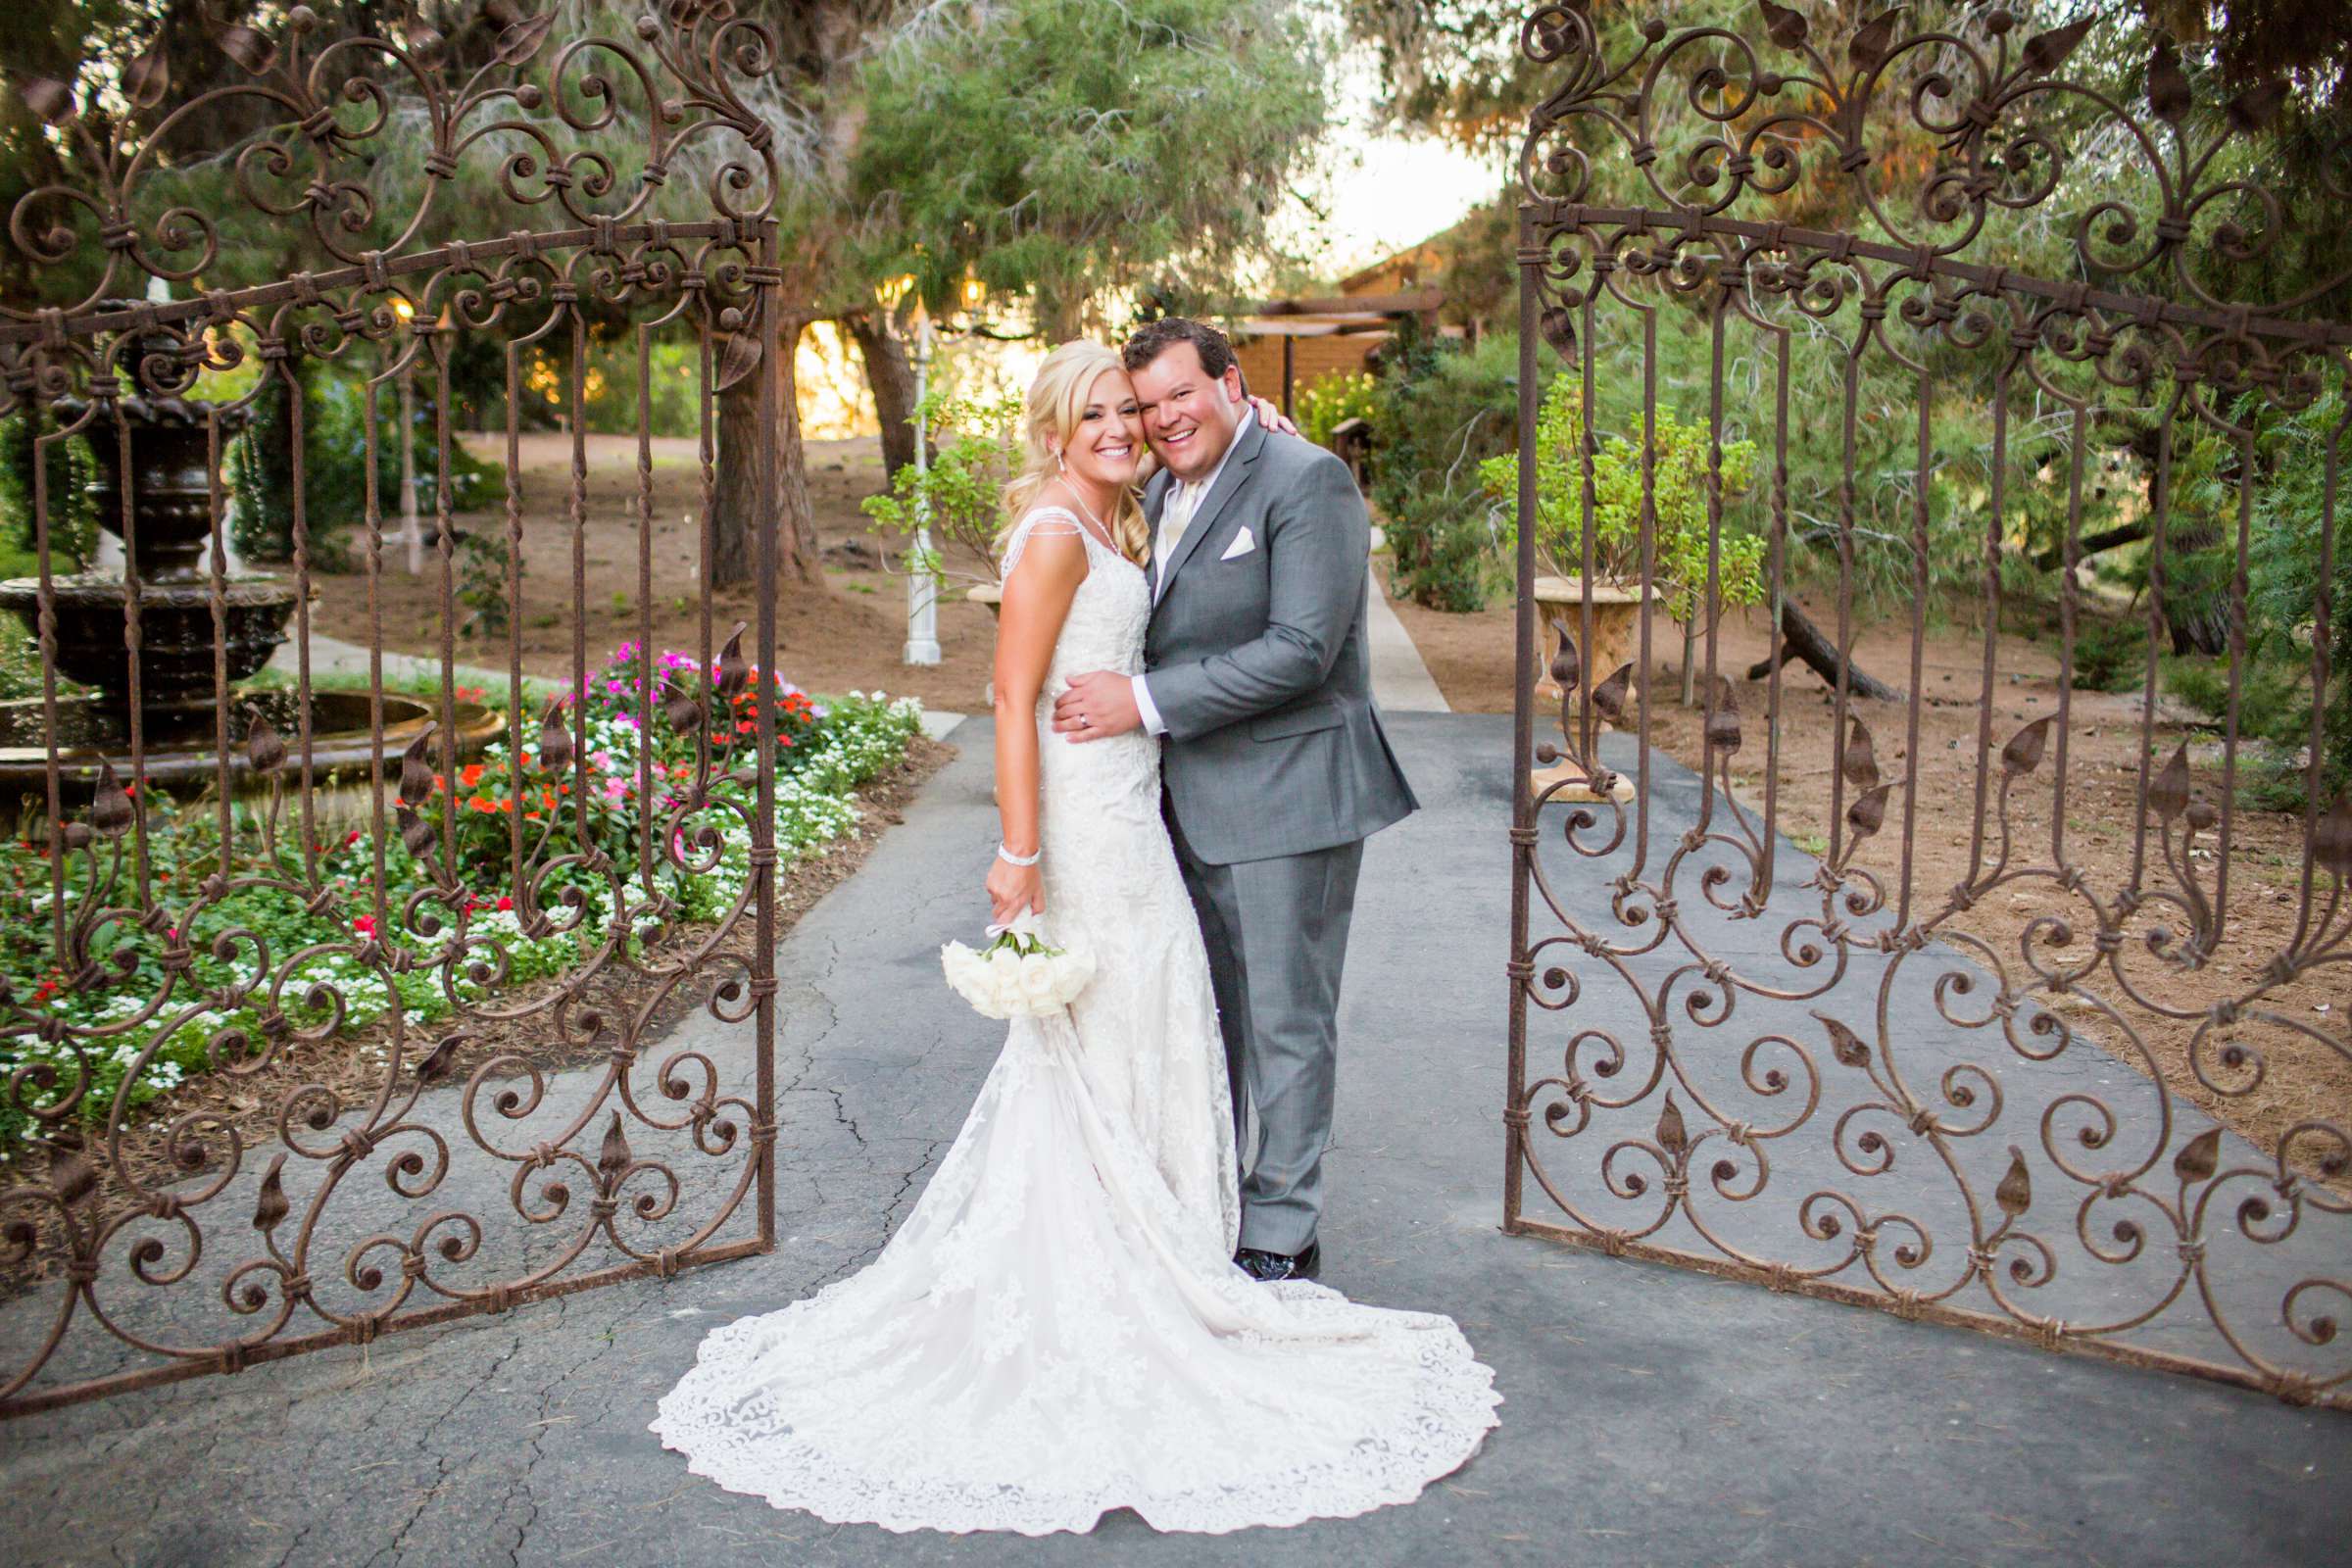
[
  {"x1": 901, "y1": 294, "x2": 942, "y2": 666},
  {"x1": 391, "y1": 296, "x2": 421, "y2": 575}
]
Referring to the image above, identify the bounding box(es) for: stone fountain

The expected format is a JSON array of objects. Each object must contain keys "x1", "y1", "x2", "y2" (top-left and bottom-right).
[{"x1": 0, "y1": 339, "x2": 498, "y2": 811}]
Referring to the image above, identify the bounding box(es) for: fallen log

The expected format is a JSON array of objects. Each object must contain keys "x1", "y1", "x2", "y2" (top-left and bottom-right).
[{"x1": 1744, "y1": 599, "x2": 1905, "y2": 702}]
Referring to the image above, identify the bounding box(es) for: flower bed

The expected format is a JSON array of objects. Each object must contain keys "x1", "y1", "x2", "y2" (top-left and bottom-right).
[{"x1": 0, "y1": 643, "x2": 924, "y2": 1161}]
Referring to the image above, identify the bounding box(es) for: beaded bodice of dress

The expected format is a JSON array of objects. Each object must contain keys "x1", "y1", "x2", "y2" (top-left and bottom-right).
[{"x1": 1001, "y1": 506, "x2": 1151, "y2": 693}]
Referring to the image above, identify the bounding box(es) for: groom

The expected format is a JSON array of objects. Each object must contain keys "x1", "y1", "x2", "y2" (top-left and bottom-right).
[{"x1": 1053, "y1": 318, "x2": 1416, "y2": 1283}]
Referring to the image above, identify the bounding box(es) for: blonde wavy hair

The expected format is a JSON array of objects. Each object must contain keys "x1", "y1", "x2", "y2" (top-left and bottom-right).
[{"x1": 1000, "y1": 341, "x2": 1150, "y2": 564}]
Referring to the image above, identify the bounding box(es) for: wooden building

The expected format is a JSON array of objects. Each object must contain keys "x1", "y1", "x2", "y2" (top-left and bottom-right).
[{"x1": 1237, "y1": 212, "x2": 1491, "y2": 403}]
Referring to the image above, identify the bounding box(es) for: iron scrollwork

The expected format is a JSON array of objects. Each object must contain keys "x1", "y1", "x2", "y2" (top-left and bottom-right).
[
  {"x1": 1506, "y1": 3, "x2": 2351, "y2": 1410},
  {"x1": 0, "y1": 3, "x2": 789, "y2": 1417}
]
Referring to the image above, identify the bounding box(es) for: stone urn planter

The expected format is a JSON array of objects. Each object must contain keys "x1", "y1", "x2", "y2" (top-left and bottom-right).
[{"x1": 1526, "y1": 573, "x2": 1665, "y2": 805}]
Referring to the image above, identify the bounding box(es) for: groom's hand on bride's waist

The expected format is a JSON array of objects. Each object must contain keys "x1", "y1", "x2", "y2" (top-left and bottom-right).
[{"x1": 1053, "y1": 671, "x2": 1142, "y2": 742}]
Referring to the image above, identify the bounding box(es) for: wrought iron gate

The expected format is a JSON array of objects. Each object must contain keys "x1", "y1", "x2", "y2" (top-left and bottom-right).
[
  {"x1": 1505, "y1": 4, "x2": 2350, "y2": 1408},
  {"x1": 0, "y1": 7, "x2": 785, "y2": 1416}
]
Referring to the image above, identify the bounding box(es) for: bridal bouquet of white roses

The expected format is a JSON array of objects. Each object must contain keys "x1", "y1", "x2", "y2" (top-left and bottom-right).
[{"x1": 940, "y1": 924, "x2": 1093, "y2": 1019}]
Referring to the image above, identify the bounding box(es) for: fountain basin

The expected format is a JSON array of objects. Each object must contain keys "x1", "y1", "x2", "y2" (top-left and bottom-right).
[
  {"x1": 0, "y1": 574, "x2": 299, "y2": 707},
  {"x1": 0, "y1": 688, "x2": 507, "y2": 822}
]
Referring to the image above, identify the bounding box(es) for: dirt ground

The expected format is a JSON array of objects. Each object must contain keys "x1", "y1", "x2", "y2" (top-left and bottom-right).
[
  {"x1": 1382, "y1": 560, "x2": 2345, "y2": 1178},
  {"x1": 310, "y1": 432, "x2": 1001, "y2": 715}
]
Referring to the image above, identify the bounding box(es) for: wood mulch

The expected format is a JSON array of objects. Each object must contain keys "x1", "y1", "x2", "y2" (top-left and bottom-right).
[{"x1": 0, "y1": 732, "x2": 954, "y2": 1294}]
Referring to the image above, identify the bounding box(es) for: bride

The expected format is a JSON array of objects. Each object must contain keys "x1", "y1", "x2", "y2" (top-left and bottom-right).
[{"x1": 652, "y1": 342, "x2": 1499, "y2": 1536}]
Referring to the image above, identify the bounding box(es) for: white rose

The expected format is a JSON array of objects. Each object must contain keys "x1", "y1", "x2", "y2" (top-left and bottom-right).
[
  {"x1": 1017, "y1": 953, "x2": 1058, "y2": 1005},
  {"x1": 985, "y1": 947, "x2": 1023, "y2": 1001}
]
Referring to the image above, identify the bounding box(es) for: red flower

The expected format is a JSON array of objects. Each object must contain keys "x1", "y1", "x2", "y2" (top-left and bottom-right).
[
  {"x1": 345, "y1": 828, "x2": 363, "y2": 847},
  {"x1": 496, "y1": 895, "x2": 514, "y2": 912},
  {"x1": 353, "y1": 914, "x2": 377, "y2": 938}
]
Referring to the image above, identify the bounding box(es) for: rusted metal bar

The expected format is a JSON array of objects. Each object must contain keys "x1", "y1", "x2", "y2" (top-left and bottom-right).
[
  {"x1": 1505, "y1": 214, "x2": 1542, "y2": 1234},
  {"x1": 1506, "y1": 3, "x2": 2352, "y2": 1413},
  {"x1": 0, "y1": 6, "x2": 789, "y2": 1417}
]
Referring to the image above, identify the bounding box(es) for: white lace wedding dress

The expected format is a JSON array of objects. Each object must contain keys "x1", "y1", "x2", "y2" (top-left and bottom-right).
[{"x1": 651, "y1": 508, "x2": 1500, "y2": 1535}]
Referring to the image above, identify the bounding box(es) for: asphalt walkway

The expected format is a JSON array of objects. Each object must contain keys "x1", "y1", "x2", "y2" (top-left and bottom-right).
[{"x1": 2, "y1": 715, "x2": 2345, "y2": 1567}]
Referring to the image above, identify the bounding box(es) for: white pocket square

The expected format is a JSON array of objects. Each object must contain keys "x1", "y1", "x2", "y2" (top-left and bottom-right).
[{"x1": 1219, "y1": 527, "x2": 1255, "y2": 562}]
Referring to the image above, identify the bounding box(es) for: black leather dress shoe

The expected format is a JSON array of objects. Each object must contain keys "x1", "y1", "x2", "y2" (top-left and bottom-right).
[{"x1": 1234, "y1": 1242, "x2": 1321, "y2": 1283}]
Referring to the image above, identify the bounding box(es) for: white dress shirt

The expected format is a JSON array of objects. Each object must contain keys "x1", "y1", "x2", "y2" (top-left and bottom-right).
[{"x1": 1133, "y1": 406, "x2": 1253, "y2": 737}]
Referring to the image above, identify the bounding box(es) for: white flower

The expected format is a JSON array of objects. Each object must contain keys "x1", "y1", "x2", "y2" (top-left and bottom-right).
[
  {"x1": 1016, "y1": 953, "x2": 1057, "y2": 1003},
  {"x1": 941, "y1": 935, "x2": 1090, "y2": 1018}
]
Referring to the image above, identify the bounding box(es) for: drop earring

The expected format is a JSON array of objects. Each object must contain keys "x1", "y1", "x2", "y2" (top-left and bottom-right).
[{"x1": 1055, "y1": 450, "x2": 1066, "y2": 473}]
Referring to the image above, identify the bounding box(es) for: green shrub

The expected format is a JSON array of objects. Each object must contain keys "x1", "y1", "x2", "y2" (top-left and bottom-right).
[
  {"x1": 2067, "y1": 615, "x2": 2151, "y2": 694},
  {"x1": 1480, "y1": 373, "x2": 1765, "y2": 627},
  {"x1": 460, "y1": 529, "x2": 513, "y2": 638},
  {"x1": 229, "y1": 363, "x2": 505, "y2": 567},
  {"x1": 861, "y1": 388, "x2": 1023, "y2": 584},
  {"x1": 0, "y1": 409, "x2": 99, "y2": 575},
  {"x1": 1296, "y1": 369, "x2": 1380, "y2": 451},
  {"x1": 2155, "y1": 392, "x2": 2349, "y2": 807},
  {"x1": 1367, "y1": 323, "x2": 1517, "y2": 611},
  {"x1": 482, "y1": 337, "x2": 705, "y2": 439}
]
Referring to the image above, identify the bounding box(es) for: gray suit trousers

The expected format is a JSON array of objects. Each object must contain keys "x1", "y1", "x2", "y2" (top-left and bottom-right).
[{"x1": 1169, "y1": 807, "x2": 1363, "y2": 1255}]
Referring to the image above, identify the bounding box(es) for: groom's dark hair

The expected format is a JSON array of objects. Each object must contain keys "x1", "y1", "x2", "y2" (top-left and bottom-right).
[{"x1": 1123, "y1": 317, "x2": 1236, "y2": 380}]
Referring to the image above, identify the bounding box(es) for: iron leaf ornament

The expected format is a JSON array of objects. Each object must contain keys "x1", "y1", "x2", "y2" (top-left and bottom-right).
[
  {"x1": 0, "y1": 0, "x2": 791, "y2": 1419},
  {"x1": 1504, "y1": 0, "x2": 2352, "y2": 1416}
]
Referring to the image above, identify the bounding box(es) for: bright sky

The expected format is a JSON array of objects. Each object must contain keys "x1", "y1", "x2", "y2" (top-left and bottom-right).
[
  {"x1": 1283, "y1": 53, "x2": 1502, "y2": 280},
  {"x1": 1303, "y1": 130, "x2": 1499, "y2": 278}
]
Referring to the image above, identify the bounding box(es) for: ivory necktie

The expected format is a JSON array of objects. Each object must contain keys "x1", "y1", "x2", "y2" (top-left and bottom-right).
[{"x1": 1158, "y1": 481, "x2": 1205, "y2": 581}]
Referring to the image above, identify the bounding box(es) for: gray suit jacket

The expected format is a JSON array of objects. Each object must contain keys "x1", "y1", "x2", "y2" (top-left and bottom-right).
[{"x1": 1143, "y1": 416, "x2": 1417, "y2": 865}]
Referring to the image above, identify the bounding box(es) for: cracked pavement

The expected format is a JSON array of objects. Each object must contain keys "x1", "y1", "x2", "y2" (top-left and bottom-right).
[{"x1": 3, "y1": 715, "x2": 2348, "y2": 1566}]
